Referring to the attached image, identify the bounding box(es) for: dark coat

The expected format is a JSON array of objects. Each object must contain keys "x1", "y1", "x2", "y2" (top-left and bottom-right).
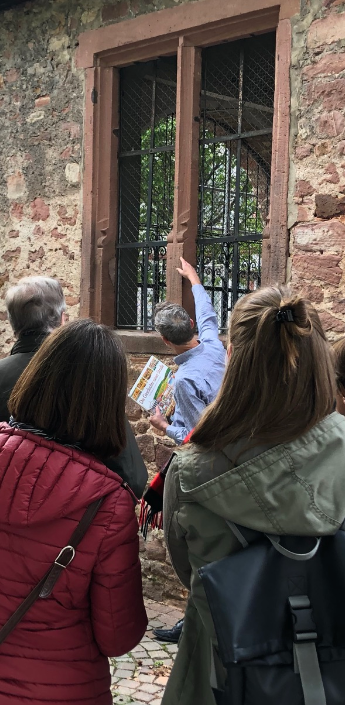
[
  {"x1": 0, "y1": 332, "x2": 148, "y2": 497},
  {"x1": 0, "y1": 423, "x2": 147, "y2": 705},
  {"x1": 0, "y1": 332, "x2": 47, "y2": 421}
]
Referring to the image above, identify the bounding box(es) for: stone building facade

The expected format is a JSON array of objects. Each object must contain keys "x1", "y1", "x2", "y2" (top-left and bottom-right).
[{"x1": 1, "y1": 0, "x2": 345, "y2": 601}]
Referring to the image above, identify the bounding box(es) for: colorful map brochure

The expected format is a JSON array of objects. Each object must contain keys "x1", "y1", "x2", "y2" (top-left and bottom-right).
[{"x1": 128, "y1": 356, "x2": 175, "y2": 417}]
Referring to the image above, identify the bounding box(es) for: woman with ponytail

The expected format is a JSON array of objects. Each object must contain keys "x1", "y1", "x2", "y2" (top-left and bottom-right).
[{"x1": 162, "y1": 286, "x2": 345, "y2": 705}]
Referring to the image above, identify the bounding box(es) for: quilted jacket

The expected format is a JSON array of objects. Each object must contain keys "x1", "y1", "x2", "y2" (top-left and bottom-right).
[{"x1": 0, "y1": 423, "x2": 147, "y2": 705}]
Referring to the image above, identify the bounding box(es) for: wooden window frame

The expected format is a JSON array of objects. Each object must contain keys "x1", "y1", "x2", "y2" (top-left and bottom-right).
[{"x1": 77, "y1": 0, "x2": 299, "y2": 352}]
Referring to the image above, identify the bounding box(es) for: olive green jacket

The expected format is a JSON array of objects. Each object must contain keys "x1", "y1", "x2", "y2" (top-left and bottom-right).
[{"x1": 162, "y1": 412, "x2": 345, "y2": 705}]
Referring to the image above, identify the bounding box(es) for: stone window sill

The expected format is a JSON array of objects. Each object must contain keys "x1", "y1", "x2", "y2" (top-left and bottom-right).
[{"x1": 117, "y1": 329, "x2": 227, "y2": 354}]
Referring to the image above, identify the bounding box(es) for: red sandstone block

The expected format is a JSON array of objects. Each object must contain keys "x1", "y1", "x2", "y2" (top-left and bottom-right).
[
  {"x1": 295, "y1": 144, "x2": 313, "y2": 160},
  {"x1": 319, "y1": 311, "x2": 345, "y2": 333},
  {"x1": 5, "y1": 68, "x2": 19, "y2": 83},
  {"x1": 303, "y1": 53, "x2": 345, "y2": 80},
  {"x1": 317, "y1": 111, "x2": 345, "y2": 137},
  {"x1": 293, "y1": 253, "x2": 342, "y2": 286},
  {"x1": 31, "y1": 198, "x2": 50, "y2": 222},
  {"x1": 2, "y1": 247, "x2": 21, "y2": 261},
  {"x1": 308, "y1": 14, "x2": 345, "y2": 48},
  {"x1": 293, "y1": 219, "x2": 345, "y2": 255},
  {"x1": 35, "y1": 95, "x2": 50, "y2": 108},
  {"x1": 10, "y1": 202, "x2": 23, "y2": 220},
  {"x1": 322, "y1": 162, "x2": 340, "y2": 183},
  {"x1": 295, "y1": 180, "x2": 315, "y2": 197},
  {"x1": 136, "y1": 434, "x2": 155, "y2": 463}
]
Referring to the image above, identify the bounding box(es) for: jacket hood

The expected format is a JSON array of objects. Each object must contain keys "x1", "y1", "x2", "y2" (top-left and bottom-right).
[
  {"x1": 175, "y1": 412, "x2": 345, "y2": 536},
  {"x1": 0, "y1": 424, "x2": 121, "y2": 526}
]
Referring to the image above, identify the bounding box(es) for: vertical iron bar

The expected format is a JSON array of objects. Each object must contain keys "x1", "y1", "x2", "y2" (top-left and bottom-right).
[
  {"x1": 140, "y1": 250, "x2": 144, "y2": 328},
  {"x1": 223, "y1": 241, "x2": 230, "y2": 331},
  {"x1": 222, "y1": 146, "x2": 231, "y2": 327},
  {"x1": 255, "y1": 159, "x2": 260, "y2": 234},
  {"x1": 244, "y1": 147, "x2": 249, "y2": 234},
  {"x1": 210, "y1": 120, "x2": 216, "y2": 238},
  {"x1": 199, "y1": 83, "x2": 206, "y2": 243},
  {"x1": 232, "y1": 46, "x2": 244, "y2": 306},
  {"x1": 143, "y1": 65, "x2": 157, "y2": 331}
]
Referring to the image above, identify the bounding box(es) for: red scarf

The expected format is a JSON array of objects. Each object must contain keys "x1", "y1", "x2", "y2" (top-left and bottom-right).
[{"x1": 139, "y1": 429, "x2": 194, "y2": 538}]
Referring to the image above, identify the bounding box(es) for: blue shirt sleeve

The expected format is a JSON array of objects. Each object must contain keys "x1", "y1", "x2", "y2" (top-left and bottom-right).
[
  {"x1": 192, "y1": 283, "x2": 219, "y2": 342},
  {"x1": 166, "y1": 377, "x2": 207, "y2": 445}
]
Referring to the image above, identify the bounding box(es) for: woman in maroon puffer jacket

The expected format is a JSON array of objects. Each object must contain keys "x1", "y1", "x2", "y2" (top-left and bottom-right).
[{"x1": 0, "y1": 319, "x2": 147, "y2": 705}]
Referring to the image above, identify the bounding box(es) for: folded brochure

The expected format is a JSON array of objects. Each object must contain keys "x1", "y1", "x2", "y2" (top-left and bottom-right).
[{"x1": 128, "y1": 355, "x2": 175, "y2": 417}]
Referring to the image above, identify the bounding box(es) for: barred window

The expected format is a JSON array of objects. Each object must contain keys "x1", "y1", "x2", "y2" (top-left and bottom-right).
[
  {"x1": 117, "y1": 57, "x2": 177, "y2": 329},
  {"x1": 198, "y1": 34, "x2": 275, "y2": 332},
  {"x1": 116, "y1": 34, "x2": 275, "y2": 332}
]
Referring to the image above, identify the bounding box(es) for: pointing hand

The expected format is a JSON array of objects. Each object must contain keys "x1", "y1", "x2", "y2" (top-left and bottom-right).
[{"x1": 176, "y1": 257, "x2": 201, "y2": 286}]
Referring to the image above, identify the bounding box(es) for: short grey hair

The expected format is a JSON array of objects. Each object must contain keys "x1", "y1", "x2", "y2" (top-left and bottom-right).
[
  {"x1": 154, "y1": 302, "x2": 194, "y2": 345},
  {"x1": 5, "y1": 276, "x2": 66, "y2": 336}
]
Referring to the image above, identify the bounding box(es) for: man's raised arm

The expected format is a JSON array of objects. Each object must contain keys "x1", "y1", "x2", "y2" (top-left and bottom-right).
[{"x1": 176, "y1": 257, "x2": 219, "y2": 342}]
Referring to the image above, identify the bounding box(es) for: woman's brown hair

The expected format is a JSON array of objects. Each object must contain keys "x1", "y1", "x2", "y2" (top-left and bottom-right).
[
  {"x1": 9, "y1": 319, "x2": 128, "y2": 458},
  {"x1": 192, "y1": 285, "x2": 335, "y2": 451},
  {"x1": 333, "y1": 338, "x2": 345, "y2": 395}
]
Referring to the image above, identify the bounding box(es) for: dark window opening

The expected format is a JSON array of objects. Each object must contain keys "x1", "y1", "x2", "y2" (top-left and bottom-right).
[
  {"x1": 117, "y1": 56, "x2": 177, "y2": 330},
  {"x1": 198, "y1": 33, "x2": 276, "y2": 332}
]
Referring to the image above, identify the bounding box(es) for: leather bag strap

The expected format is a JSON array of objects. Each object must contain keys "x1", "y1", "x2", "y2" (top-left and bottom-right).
[{"x1": 0, "y1": 496, "x2": 104, "y2": 647}]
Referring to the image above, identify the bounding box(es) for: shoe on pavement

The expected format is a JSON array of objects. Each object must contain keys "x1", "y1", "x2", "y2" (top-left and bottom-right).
[{"x1": 153, "y1": 618, "x2": 184, "y2": 643}]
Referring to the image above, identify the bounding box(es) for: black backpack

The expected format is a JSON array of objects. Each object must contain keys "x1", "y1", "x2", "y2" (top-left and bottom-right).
[{"x1": 199, "y1": 521, "x2": 345, "y2": 705}]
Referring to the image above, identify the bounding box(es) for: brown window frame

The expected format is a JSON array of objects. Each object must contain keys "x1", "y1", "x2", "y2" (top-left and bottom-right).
[{"x1": 77, "y1": 0, "x2": 298, "y2": 352}]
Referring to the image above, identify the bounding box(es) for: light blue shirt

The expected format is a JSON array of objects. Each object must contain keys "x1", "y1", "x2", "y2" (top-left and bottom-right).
[{"x1": 166, "y1": 284, "x2": 226, "y2": 445}]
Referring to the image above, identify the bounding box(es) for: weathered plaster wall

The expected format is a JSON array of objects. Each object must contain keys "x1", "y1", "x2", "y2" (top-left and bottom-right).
[
  {"x1": 289, "y1": 0, "x2": 345, "y2": 336},
  {"x1": 0, "y1": 0, "x2": 196, "y2": 356}
]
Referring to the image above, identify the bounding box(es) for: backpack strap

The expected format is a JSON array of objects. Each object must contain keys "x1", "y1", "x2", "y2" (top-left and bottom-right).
[
  {"x1": 289, "y1": 596, "x2": 326, "y2": 705},
  {"x1": 0, "y1": 496, "x2": 104, "y2": 647},
  {"x1": 226, "y1": 521, "x2": 321, "y2": 561},
  {"x1": 266, "y1": 534, "x2": 321, "y2": 561}
]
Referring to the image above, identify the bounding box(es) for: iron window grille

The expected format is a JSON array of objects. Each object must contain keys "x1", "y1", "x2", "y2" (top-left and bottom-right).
[
  {"x1": 116, "y1": 35, "x2": 275, "y2": 332},
  {"x1": 198, "y1": 34, "x2": 276, "y2": 332},
  {"x1": 116, "y1": 56, "x2": 177, "y2": 330}
]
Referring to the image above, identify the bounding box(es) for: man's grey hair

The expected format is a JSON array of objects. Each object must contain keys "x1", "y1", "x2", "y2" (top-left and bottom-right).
[
  {"x1": 5, "y1": 276, "x2": 66, "y2": 336},
  {"x1": 154, "y1": 302, "x2": 194, "y2": 345}
]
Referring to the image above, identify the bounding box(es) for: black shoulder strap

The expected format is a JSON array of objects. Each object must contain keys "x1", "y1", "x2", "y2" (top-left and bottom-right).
[{"x1": 0, "y1": 497, "x2": 104, "y2": 647}]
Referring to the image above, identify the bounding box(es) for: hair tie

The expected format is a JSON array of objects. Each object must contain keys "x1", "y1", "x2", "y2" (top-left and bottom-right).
[{"x1": 276, "y1": 309, "x2": 294, "y2": 323}]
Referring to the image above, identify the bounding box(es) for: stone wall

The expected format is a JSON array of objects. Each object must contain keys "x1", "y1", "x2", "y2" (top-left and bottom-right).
[
  {"x1": 0, "y1": 0, "x2": 198, "y2": 357},
  {"x1": 288, "y1": 0, "x2": 345, "y2": 336},
  {"x1": 127, "y1": 354, "x2": 188, "y2": 606},
  {"x1": 1, "y1": 0, "x2": 345, "y2": 348}
]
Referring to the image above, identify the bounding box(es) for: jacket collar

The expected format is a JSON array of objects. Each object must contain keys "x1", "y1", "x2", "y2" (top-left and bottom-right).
[
  {"x1": 174, "y1": 341, "x2": 203, "y2": 366},
  {"x1": 10, "y1": 331, "x2": 48, "y2": 356}
]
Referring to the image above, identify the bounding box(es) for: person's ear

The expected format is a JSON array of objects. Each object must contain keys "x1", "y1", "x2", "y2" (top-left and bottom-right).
[
  {"x1": 162, "y1": 336, "x2": 170, "y2": 347},
  {"x1": 61, "y1": 312, "x2": 67, "y2": 326},
  {"x1": 227, "y1": 343, "x2": 233, "y2": 359},
  {"x1": 190, "y1": 318, "x2": 194, "y2": 329}
]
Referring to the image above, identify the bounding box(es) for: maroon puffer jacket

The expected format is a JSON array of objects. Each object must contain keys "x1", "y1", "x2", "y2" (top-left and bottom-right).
[{"x1": 0, "y1": 423, "x2": 147, "y2": 705}]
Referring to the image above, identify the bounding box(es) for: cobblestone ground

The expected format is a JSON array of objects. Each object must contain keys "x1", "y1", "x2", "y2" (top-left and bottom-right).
[{"x1": 110, "y1": 598, "x2": 184, "y2": 704}]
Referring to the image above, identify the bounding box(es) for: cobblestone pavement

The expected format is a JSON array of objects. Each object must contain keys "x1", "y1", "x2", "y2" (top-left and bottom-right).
[{"x1": 110, "y1": 598, "x2": 184, "y2": 704}]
